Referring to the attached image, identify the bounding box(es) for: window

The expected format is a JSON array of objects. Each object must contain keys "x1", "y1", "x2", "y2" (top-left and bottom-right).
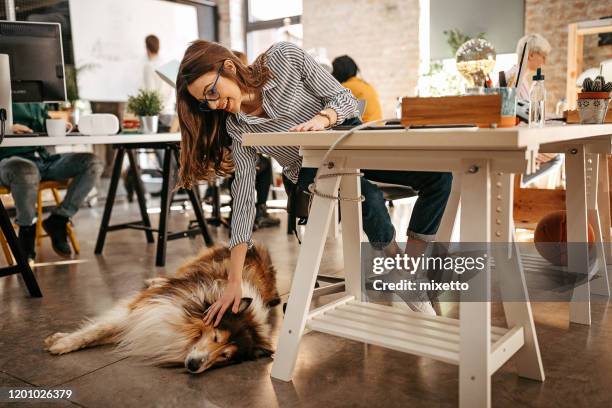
[{"x1": 245, "y1": 0, "x2": 302, "y2": 62}]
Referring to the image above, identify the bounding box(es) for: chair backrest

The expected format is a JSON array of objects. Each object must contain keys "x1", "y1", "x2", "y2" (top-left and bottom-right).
[{"x1": 356, "y1": 99, "x2": 367, "y2": 119}]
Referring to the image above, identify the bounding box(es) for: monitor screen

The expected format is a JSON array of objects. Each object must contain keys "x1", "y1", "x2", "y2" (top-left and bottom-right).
[{"x1": 0, "y1": 21, "x2": 66, "y2": 103}]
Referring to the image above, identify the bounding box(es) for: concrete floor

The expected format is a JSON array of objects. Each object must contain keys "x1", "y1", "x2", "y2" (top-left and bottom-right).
[{"x1": 1, "y1": 194, "x2": 611, "y2": 408}]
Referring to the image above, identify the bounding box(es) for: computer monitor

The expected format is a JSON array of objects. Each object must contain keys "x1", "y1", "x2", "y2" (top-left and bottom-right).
[{"x1": 0, "y1": 20, "x2": 66, "y2": 132}]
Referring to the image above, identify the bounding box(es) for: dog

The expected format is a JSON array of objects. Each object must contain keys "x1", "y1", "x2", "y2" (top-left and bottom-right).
[{"x1": 44, "y1": 245, "x2": 280, "y2": 374}]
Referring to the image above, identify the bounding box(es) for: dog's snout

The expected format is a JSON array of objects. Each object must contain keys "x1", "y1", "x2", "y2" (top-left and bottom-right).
[{"x1": 186, "y1": 358, "x2": 202, "y2": 373}]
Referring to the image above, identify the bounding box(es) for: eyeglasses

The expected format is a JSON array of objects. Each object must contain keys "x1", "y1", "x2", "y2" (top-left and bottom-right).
[{"x1": 198, "y1": 65, "x2": 224, "y2": 112}]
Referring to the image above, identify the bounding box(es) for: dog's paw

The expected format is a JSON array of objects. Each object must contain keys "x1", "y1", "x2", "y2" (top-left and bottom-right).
[
  {"x1": 45, "y1": 336, "x2": 80, "y2": 355},
  {"x1": 44, "y1": 332, "x2": 69, "y2": 349}
]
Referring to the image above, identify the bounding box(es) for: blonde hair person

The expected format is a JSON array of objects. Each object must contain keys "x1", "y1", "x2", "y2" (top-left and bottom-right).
[{"x1": 504, "y1": 34, "x2": 552, "y2": 101}]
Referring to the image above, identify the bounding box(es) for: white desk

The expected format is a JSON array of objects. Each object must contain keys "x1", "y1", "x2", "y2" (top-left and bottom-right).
[
  {"x1": 244, "y1": 123, "x2": 612, "y2": 408},
  {"x1": 0, "y1": 132, "x2": 181, "y2": 147},
  {"x1": 0, "y1": 132, "x2": 213, "y2": 269}
]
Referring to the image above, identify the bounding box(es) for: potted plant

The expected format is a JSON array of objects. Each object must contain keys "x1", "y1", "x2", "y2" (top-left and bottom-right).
[
  {"x1": 577, "y1": 76, "x2": 612, "y2": 124},
  {"x1": 127, "y1": 89, "x2": 164, "y2": 133}
]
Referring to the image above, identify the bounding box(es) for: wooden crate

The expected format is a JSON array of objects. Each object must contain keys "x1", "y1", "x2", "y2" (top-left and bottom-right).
[{"x1": 401, "y1": 95, "x2": 502, "y2": 128}]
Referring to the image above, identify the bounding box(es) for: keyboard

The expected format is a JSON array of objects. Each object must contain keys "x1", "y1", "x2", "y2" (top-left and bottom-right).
[
  {"x1": 4, "y1": 132, "x2": 48, "y2": 137},
  {"x1": 3, "y1": 132, "x2": 83, "y2": 137}
]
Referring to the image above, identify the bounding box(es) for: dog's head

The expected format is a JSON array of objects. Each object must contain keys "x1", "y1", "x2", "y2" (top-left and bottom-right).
[{"x1": 183, "y1": 297, "x2": 273, "y2": 374}]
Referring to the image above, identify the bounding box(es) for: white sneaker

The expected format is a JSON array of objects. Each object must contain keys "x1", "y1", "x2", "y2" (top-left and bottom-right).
[{"x1": 405, "y1": 299, "x2": 437, "y2": 315}]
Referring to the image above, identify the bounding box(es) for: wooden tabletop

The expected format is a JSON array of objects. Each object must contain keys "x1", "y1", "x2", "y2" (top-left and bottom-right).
[
  {"x1": 0, "y1": 132, "x2": 181, "y2": 147},
  {"x1": 243, "y1": 124, "x2": 612, "y2": 151}
]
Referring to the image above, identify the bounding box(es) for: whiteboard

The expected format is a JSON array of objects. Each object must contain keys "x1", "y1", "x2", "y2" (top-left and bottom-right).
[{"x1": 69, "y1": 0, "x2": 198, "y2": 102}]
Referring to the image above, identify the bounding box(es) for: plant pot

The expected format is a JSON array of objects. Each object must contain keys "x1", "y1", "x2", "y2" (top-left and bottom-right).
[
  {"x1": 140, "y1": 115, "x2": 159, "y2": 133},
  {"x1": 577, "y1": 92, "x2": 610, "y2": 124}
]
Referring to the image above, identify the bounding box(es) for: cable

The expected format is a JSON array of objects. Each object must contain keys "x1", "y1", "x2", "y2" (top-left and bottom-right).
[
  {"x1": 307, "y1": 117, "x2": 399, "y2": 202},
  {"x1": 0, "y1": 108, "x2": 6, "y2": 145}
]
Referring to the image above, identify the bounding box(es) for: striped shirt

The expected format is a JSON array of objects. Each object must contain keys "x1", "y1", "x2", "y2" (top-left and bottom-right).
[{"x1": 226, "y1": 41, "x2": 358, "y2": 249}]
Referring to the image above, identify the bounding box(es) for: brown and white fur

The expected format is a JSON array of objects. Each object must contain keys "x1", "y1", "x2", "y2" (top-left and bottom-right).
[{"x1": 44, "y1": 245, "x2": 280, "y2": 374}]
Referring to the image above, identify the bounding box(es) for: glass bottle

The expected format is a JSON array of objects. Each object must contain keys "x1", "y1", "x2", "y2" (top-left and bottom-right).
[{"x1": 529, "y1": 68, "x2": 546, "y2": 128}]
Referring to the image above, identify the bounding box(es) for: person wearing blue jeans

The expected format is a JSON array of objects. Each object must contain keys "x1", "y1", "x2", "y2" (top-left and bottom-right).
[
  {"x1": 296, "y1": 167, "x2": 452, "y2": 246},
  {"x1": 0, "y1": 103, "x2": 103, "y2": 261}
]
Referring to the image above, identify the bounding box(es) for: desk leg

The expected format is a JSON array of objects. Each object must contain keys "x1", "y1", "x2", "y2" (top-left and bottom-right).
[
  {"x1": 436, "y1": 171, "x2": 461, "y2": 242},
  {"x1": 596, "y1": 154, "x2": 612, "y2": 292},
  {"x1": 95, "y1": 147, "x2": 125, "y2": 254},
  {"x1": 586, "y1": 154, "x2": 610, "y2": 297},
  {"x1": 0, "y1": 201, "x2": 42, "y2": 297},
  {"x1": 171, "y1": 147, "x2": 214, "y2": 246},
  {"x1": 459, "y1": 159, "x2": 491, "y2": 408},
  {"x1": 126, "y1": 149, "x2": 155, "y2": 243},
  {"x1": 339, "y1": 171, "x2": 362, "y2": 297},
  {"x1": 156, "y1": 145, "x2": 173, "y2": 267},
  {"x1": 566, "y1": 146, "x2": 591, "y2": 325},
  {"x1": 271, "y1": 163, "x2": 344, "y2": 381},
  {"x1": 492, "y1": 172, "x2": 545, "y2": 381}
]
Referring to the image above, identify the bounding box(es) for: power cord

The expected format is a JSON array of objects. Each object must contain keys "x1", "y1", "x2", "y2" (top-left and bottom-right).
[
  {"x1": 307, "y1": 117, "x2": 398, "y2": 202},
  {"x1": 0, "y1": 108, "x2": 6, "y2": 145}
]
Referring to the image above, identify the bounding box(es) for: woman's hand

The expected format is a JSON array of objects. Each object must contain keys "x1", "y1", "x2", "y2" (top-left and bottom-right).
[
  {"x1": 203, "y1": 279, "x2": 243, "y2": 327},
  {"x1": 289, "y1": 115, "x2": 329, "y2": 132}
]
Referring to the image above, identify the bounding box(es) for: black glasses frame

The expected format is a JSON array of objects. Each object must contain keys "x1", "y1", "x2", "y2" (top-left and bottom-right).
[{"x1": 198, "y1": 65, "x2": 224, "y2": 112}]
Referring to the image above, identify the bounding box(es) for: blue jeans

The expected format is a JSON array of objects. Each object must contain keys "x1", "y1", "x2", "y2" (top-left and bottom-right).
[
  {"x1": 0, "y1": 153, "x2": 103, "y2": 226},
  {"x1": 297, "y1": 168, "x2": 452, "y2": 248}
]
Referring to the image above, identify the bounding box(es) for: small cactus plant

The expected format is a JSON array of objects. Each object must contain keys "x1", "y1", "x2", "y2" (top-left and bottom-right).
[{"x1": 582, "y1": 75, "x2": 612, "y2": 93}]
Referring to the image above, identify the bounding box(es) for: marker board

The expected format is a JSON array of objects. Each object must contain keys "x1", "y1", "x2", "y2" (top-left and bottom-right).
[{"x1": 69, "y1": 0, "x2": 198, "y2": 101}]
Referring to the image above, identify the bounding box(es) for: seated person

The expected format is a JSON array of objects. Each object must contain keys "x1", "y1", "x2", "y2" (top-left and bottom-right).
[
  {"x1": 332, "y1": 55, "x2": 383, "y2": 122},
  {"x1": 0, "y1": 103, "x2": 103, "y2": 261}
]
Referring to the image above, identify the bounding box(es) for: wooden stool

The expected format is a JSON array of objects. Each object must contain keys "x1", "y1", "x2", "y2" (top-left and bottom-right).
[{"x1": 0, "y1": 180, "x2": 80, "y2": 264}]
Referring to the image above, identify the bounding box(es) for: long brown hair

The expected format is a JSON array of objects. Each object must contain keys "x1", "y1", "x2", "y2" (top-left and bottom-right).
[{"x1": 176, "y1": 41, "x2": 272, "y2": 188}]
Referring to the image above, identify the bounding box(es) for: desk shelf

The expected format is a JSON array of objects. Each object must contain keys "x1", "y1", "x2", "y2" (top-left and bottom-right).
[{"x1": 306, "y1": 297, "x2": 524, "y2": 371}]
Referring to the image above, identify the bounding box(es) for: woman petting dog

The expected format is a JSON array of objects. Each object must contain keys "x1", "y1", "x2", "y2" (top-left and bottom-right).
[{"x1": 176, "y1": 41, "x2": 453, "y2": 319}]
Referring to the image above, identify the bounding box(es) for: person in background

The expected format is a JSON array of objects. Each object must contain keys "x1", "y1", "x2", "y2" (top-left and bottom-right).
[
  {"x1": 142, "y1": 34, "x2": 176, "y2": 127},
  {"x1": 502, "y1": 34, "x2": 556, "y2": 170},
  {"x1": 0, "y1": 103, "x2": 103, "y2": 261},
  {"x1": 503, "y1": 33, "x2": 551, "y2": 101},
  {"x1": 332, "y1": 55, "x2": 383, "y2": 122}
]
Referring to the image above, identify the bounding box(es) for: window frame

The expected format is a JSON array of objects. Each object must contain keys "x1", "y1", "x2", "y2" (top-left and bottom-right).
[{"x1": 244, "y1": 0, "x2": 301, "y2": 55}]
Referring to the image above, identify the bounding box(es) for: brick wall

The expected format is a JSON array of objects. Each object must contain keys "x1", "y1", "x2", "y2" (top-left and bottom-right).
[
  {"x1": 302, "y1": 0, "x2": 421, "y2": 118},
  {"x1": 525, "y1": 0, "x2": 612, "y2": 111}
]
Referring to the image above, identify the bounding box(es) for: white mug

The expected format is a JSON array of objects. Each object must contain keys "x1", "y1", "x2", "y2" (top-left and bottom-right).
[{"x1": 46, "y1": 119, "x2": 73, "y2": 137}]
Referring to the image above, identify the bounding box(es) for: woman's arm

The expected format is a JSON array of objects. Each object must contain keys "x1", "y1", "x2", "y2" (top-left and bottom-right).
[
  {"x1": 204, "y1": 243, "x2": 247, "y2": 326},
  {"x1": 280, "y1": 42, "x2": 357, "y2": 125},
  {"x1": 204, "y1": 136, "x2": 258, "y2": 326}
]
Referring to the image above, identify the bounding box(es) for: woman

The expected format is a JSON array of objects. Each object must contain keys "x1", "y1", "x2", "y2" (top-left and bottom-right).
[
  {"x1": 503, "y1": 34, "x2": 551, "y2": 101},
  {"x1": 332, "y1": 55, "x2": 382, "y2": 122},
  {"x1": 176, "y1": 41, "x2": 452, "y2": 324}
]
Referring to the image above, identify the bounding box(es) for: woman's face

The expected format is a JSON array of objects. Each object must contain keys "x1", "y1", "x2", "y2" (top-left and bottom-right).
[
  {"x1": 187, "y1": 60, "x2": 244, "y2": 114},
  {"x1": 527, "y1": 52, "x2": 546, "y2": 71}
]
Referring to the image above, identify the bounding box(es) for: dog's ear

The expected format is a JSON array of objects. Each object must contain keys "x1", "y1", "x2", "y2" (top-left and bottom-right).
[
  {"x1": 254, "y1": 347, "x2": 274, "y2": 358},
  {"x1": 236, "y1": 297, "x2": 253, "y2": 313}
]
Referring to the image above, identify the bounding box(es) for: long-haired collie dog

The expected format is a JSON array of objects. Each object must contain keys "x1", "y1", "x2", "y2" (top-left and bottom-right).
[{"x1": 44, "y1": 245, "x2": 280, "y2": 374}]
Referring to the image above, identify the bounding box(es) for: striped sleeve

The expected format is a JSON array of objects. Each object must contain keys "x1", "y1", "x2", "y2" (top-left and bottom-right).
[
  {"x1": 228, "y1": 136, "x2": 258, "y2": 249},
  {"x1": 278, "y1": 42, "x2": 357, "y2": 124}
]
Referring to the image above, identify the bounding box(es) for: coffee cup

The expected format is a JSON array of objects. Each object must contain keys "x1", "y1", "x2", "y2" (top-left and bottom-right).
[{"x1": 46, "y1": 119, "x2": 73, "y2": 137}]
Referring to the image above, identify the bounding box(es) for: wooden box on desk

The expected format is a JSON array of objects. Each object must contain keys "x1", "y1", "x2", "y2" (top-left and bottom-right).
[{"x1": 401, "y1": 95, "x2": 502, "y2": 128}]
